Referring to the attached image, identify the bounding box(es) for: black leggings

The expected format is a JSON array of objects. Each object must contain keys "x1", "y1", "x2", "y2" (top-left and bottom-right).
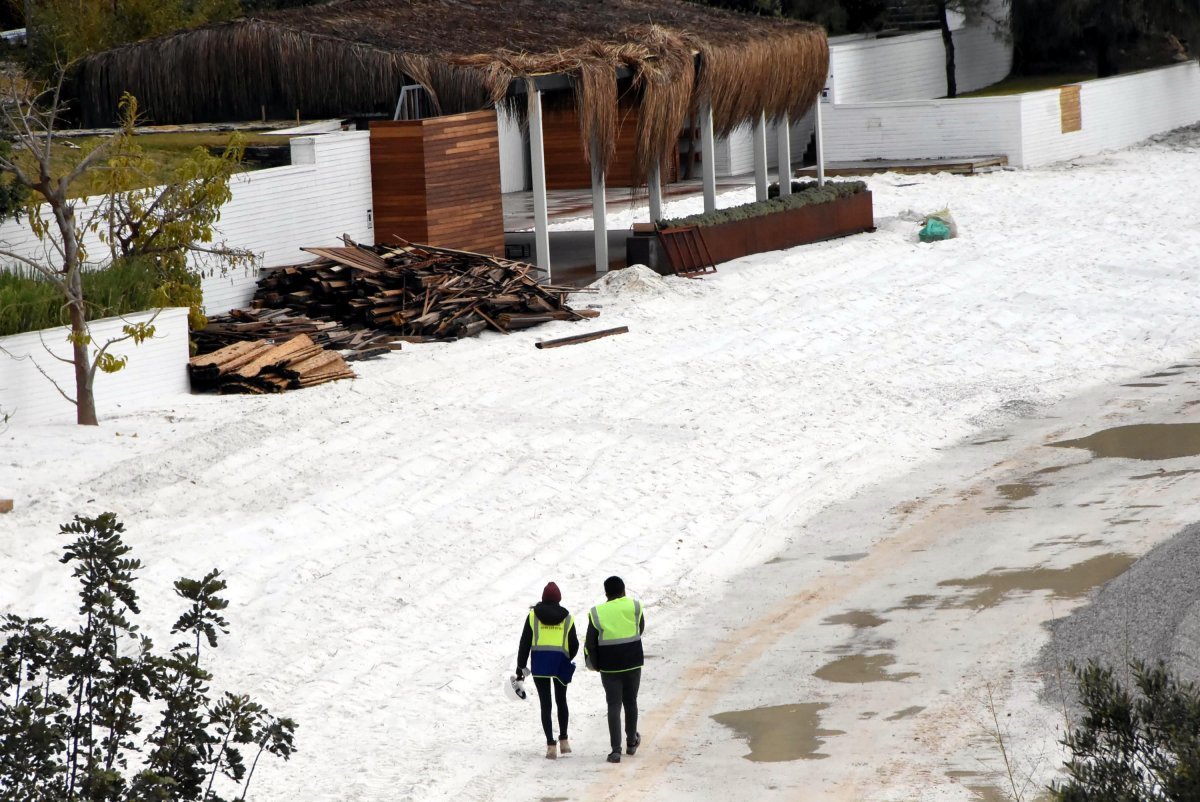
[
  {"x1": 533, "y1": 676, "x2": 569, "y2": 745},
  {"x1": 600, "y1": 669, "x2": 640, "y2": 753}
]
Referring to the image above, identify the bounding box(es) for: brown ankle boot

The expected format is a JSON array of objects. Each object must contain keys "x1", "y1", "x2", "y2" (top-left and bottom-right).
[
  {"x1": 545, "y1": 743, "x2": 557, "y2": 760},
  {"x1": 558, "y1": 738, "x2": 571, "y2": 755}
]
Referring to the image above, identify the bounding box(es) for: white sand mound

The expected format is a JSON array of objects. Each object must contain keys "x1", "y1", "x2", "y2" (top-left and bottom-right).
[{"x1": 586, "y1": 264, "x2": 672, "y2": 297}]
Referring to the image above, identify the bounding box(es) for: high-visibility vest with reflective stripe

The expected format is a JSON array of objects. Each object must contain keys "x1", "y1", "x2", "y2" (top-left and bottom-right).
[
  {"x1": 589, "y1": 597, "x2": 642, "y2": 646},
  {"x1": 529, "y1": 610, "x2": 573, "y2": 655}
]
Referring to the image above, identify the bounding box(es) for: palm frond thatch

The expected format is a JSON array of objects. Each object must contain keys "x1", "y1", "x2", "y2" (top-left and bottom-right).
[{"x1": 74, "y1": 0, "x2": 827, "y2": 178}]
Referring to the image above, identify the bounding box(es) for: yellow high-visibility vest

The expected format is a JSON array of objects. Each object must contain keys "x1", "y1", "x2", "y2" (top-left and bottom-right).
[
  {"x1": 588, "y1": 597, "x2": 642, "y2": 646},
  {"x1": 530, "y1": 610, "x2": 573, "y2": 655}
]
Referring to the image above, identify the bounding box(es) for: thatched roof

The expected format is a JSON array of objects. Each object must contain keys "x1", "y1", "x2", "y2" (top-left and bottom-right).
[{"x1": 75, "y1": 0, "x2": 828, "y2": 177}]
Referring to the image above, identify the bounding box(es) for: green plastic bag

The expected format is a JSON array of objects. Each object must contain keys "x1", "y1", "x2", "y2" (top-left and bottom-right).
[{"x1": 919, "y1": 217, "x2": 952, "y2": 242}]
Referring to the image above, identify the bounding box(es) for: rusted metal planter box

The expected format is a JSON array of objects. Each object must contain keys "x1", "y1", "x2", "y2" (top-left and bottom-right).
[
  {"x1": 629, "y1": 191, "x2": 875, "y2": 273},
  {"x1": 698, "y1": 190, "x2": 874, "y2": 266}
]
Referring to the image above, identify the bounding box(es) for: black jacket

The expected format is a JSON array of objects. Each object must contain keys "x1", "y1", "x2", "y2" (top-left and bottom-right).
[
  {"x1": 584, "y1": 597, "x2": 646, "y2": 672},
  {"x1": 517, "y1": 601, "x2": 580, "y2": 672}
]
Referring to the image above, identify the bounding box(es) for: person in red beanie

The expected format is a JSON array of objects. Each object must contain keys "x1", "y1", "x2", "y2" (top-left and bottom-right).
[{"x1": 517, "y1": 581, "x2": 579, "y2": 759}]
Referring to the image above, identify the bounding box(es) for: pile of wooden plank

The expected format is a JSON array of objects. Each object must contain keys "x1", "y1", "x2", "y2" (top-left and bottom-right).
[
  {"x1": 195, "y1": 307, "x2": 403, "y2": 361},
  {"x1": 188, "y1": 334, "x2": 355, "y2": 394},
  {"x1": 250, "y1": 240, "x2": 596, "y2": 342}
]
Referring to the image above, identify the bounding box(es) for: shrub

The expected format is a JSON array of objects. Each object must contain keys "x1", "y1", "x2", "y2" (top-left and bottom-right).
[
  {"x1": 657, "y1": 180, "x2": 867, "y2": 229},
  {"x1": 0, "y1": 513, "x2": 296, "y2": 802},
  {"x1": 0, "y1": 258, "x2": 188, "y2": 337},
  {"x1": 1051, "y1": 659, "x2": 1200, "y2": 801}
]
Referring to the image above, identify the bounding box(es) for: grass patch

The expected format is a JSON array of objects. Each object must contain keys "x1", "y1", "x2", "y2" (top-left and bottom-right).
[
  {"x1": 0, "y1": 259, "x2": 163, "y2": 336},
  {"x1": 17, "y1": 131, "x2": 288, "y2": 198},
  {"x1": 957, "y1": 73, "x2": 1094, "y2": 97}
]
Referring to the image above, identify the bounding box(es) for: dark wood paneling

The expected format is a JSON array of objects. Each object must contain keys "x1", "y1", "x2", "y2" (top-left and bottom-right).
[
  {"x1": 370, "y1": 111, "x2": 505, "y2": 256},
  {"x1": 542, "y1": 104, "x2": 678, "y2": 190}
]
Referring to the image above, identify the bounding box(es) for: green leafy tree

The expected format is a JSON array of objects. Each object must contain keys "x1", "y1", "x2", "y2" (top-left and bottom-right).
[
  {"x1": 0, "y1": 512, "x2": 297, "y2": 802},
  {"x1": 1011, "y1": 0, "x2": 1200, "y2": 77},
  {"x1": 23, "y1": 0, "x2": 240, "y2": 74},
  {"x1": 1052, "y1": 659, "x2": 1200, "y2": 801},
  {"x1": 99, "y1": 94, "x2": 256, "y2": 332}
]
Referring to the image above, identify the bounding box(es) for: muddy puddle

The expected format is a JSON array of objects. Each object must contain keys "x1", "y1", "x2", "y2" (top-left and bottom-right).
[
  {"x1": 893, "y1": 594, "x2": 937, "y2": 610},
  {"x1": 885, "y1": 705, "x2": 924, "y2": 721},
  {"x1": 814, "y1": 653, "x2": 917, "y2": 683},
  {"x1": 997, "y1": 481, "x2": 1043, "y2": 501},
  {"x1": 937, "y1": 553, "x2": 1134, "y2": 608},
  {"x1": 1130, "y1": 467, "x2": 1200, "y2": 480},
  {"x1": 1122, "y1": 382, "x2": 1166, "y2": 388},
  {"x1": 1049, "y1": 423, "x2": 1200, "y2": 461},
  {"x1": 711, "y1": 703, "x2": 843, "y2": 761},
  {"x1": 823, "y1": 610, "x2": 887, "y2": 629},
  {"x1": 1144, "y1": 371, "x2": 1184, "y2": 378},
  {"x1": 827, "y1": 552, "x2": 868, "y2": 562},
  {"x1": 971, "y1": 436, "x2": 1011, "y2": 445}
]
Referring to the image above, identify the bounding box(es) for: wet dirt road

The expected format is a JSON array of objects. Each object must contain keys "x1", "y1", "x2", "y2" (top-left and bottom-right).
[{"x1": 579, "y1": 361, "x2": 1200, "y2": 801}]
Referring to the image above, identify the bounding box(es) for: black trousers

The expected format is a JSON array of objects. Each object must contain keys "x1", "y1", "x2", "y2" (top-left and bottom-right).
[
  {"x1": 600, "y1": 668, "x2": 641, "y2": 753},
  {"x1": 533, "y1": 676, "x2": 569, "y2": 745}
]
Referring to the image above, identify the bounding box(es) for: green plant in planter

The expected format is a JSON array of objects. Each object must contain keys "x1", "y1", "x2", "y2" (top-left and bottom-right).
[{"x1": 659, "y1": 181, "x2": 867, "y2": 229}]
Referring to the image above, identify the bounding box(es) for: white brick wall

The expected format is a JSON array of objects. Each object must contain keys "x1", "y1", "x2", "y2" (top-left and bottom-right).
[
  {"x1": 0, "y1": 307, "x2": 190, "y2": 426},
  {"x1": 1017, "y1": 63, "x2": 1200, "y2": 167},
  {"x1": 822, "y1": 62, "x2": 1200, "y2": 168},
  {"x1": 830, "y1": 13, "x2": 1012, "y2": 103},
  {"x1": 822, "y1": 95, "x2": 1024, "y2": 163},
  {"x1": 200, "y1": 131, "x2": 374, "y2": 314},
  {"x1": 715, "y1": 112, "x2": 816, "y2": 178},
  {"x1": 0, "y1": 130, "x2": 374, "y2": 319}
]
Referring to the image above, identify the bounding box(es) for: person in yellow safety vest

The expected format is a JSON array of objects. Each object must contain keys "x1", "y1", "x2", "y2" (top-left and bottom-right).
[
  {"x1": 584, "y1": 575, "x2": 645, "y2": 764},
  {"x1": 516, "y1": 581, "x2": 579, "y2": 759}
]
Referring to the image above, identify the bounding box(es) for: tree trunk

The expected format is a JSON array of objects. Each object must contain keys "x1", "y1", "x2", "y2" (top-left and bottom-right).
[
  {"x1": 61, "y1": 208, "x2": 98, "y2": 426},
  {"x1": 940, "y1": 2, "x2": 958, "y2": 98}
]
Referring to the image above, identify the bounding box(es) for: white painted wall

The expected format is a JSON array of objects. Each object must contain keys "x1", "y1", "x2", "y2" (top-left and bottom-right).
[
  {"x1": 829, "y1": 14, "x2": 1011, "y2": 103},
  {"x1": 822, "y1": 62, "x2": 1200, "y2": 168},
  {"x1": 0, "y1": 131, "x2": 374, "y2": 318},
  {"x1": 0, "y1": 307, "x2": 190, "y2": 426},
  {"x1": 822, "y1": 94, "x2": 1023, "y2": 163},
  {"x1": 719, "y1": 6, "x2": 1012, "y2": 177},
  {"x1": 1017, "y1": 63, "x2": 1200, "y2": 167},
  {"x1": 200, "y1": 131, "x2": 374, "y2": 314},
  {"x1": 714, "y1": 112, "x2": 816, "y2": 178}
]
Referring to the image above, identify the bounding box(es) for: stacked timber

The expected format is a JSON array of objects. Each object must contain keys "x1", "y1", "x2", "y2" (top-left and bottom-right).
[
  {"x1": 189, "y1": 334, "x2": 355, "y2": 394},
  {"x1": 250, "y1": 240, "x2": 596, "y2": 342},
  {"x1": 195, "y1": 308, "x2": 403, "y2": 361}
]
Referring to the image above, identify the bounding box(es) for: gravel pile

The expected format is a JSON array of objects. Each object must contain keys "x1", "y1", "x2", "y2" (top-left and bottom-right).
[{"x1": 1038, "y1": 523, "x2": 1200, "y2": 715}]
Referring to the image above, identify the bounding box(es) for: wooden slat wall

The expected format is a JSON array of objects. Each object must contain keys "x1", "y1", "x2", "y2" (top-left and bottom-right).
[
  {"x1": 542, "y1": 104, "x2": 678, "y2": 190},
  {"x1": 1060, "y1": 85, "x2": 1082, "y2": 134},
  {"x1": 370, "y1": 111, "x2": 505, "y2": 256}
]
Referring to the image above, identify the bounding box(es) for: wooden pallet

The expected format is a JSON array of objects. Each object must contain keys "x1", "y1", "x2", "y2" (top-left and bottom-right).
[{"x1": 657, "y1": 226, "x2": 718, "y2": 278}]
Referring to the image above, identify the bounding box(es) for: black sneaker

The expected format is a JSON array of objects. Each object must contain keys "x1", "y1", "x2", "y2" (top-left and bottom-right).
[
  {"x1": 626, "y1": 732, "x2": 641, "y2": 755},
  {"x1": 607, "y1": 751, "x2": 621, "y2": 763}
]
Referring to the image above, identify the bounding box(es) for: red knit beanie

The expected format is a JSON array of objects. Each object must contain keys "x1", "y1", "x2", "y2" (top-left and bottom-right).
[{"x1": 542, "y1": 582, "x2": 561, "y2": 603}]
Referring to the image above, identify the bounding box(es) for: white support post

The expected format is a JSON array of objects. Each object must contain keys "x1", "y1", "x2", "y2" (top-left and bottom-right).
[
  {"x1": 815, "y1": 90, "x2": 826, "y2": 188},
  {"x1": 591, "y1": 135, "x2": 608, "y2": 275},
  {"x1": 776, "y1": 111, "x2": 792, "y2": 196},
  {"x1": 648, "y1": 163, "x2": 663, "y2": 224},
  {"x1": 752, "y1": 111, "x2": 768, "y2": 202},
  {"x1": 700, "y1": 102, "x2": 717, "y2": 214},
  {"x1": 528, "y1": 89, "x2": 552, "y2": 280}
]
